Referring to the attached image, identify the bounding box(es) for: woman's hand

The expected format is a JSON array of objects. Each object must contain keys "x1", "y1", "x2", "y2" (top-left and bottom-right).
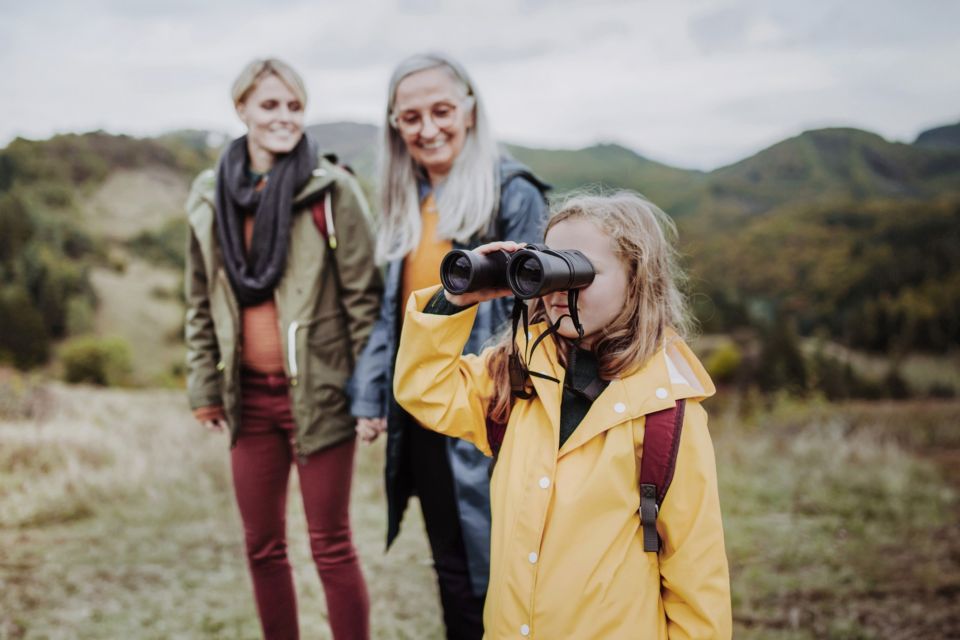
[
  {"x1": 443, "y1": 241, "x2": 526, "y2": 307},
  {"x1": 194, "y1": 406, "x2": 227, "y2": 433},
  {"x1": 356, "y1": 416, "x2": 387, "y2": 443},
  {"x1": 202, "y1": 418, "x2": 229, "y2": 432}
]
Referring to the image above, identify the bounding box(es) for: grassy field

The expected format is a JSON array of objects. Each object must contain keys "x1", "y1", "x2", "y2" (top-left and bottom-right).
[
  {"x1": 78, "y1": 167, "x2": 188, "y2": 242},
  {"x1": 1, "y1": 378, "x2": 958, "y2": 639},
  {"x1": 87, "y1": 258, "x2": 184, "y2": 387}
]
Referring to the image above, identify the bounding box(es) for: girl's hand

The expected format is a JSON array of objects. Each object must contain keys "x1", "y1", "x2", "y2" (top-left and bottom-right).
[
  {"x1": 356, "y1": 416, "x2": 387, "y2": 443},
  {"x1": 443, "y1": 241, "x2": 526, "y2": 307}
]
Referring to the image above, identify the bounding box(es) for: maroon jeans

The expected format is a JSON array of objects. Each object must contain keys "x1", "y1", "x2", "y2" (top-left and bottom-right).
[{"x1": 231, "y1": 371, "x2": 370, "y2": 640}]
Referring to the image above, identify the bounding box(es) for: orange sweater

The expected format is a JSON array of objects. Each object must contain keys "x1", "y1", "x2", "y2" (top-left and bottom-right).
[
  {"x1": 401, "y1": 194, "x2": 452, "y2": 320},
  {"x1": 239, "y1": 214, "x2": 284, "y2": 374},
  {"x1": 193, "y1": 201, "x2": 284, "y2": 422}
]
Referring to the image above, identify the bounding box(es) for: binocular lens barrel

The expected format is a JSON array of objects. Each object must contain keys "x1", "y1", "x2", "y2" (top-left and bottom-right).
[
  {"x1": 507, "y1": 248, "x2": 595, "y2": 299},
  {"x1": 439, "y1": 249, "x2": 510, "y2": 294},
  {"x1": 440, "y1": 246, "x2": 595, "y2": 299},
  {"x1": 510, "y1": 255, "x2": 543, "y2": 298}
]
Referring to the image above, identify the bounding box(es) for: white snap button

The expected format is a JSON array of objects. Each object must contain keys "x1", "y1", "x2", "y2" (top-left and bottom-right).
[
  {"x1": 520, "y1": 624, "x2": 530, "y2": 636},
  {"x1": 655, "y1": 387, "x2": 668, "y2": 399},
  {"x1": 528, "y1": 551, "x2": 538, "y2": 564},
  {"x1": 613, "y1": 402, "x2": 626, "y2": 413},
  {"x1": 539, "y1": 476, "x2": 550, "y2": 489}
]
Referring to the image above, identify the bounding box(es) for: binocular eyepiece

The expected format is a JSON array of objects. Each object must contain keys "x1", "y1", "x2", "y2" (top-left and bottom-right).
[{"x1": 440, "y1": 244, "x2": 595, "y2": 300}]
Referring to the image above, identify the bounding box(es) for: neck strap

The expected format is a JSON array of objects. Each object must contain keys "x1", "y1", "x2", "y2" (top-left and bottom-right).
[{"x1": 508, "y1": 290, "x2": 587, "y2": 399}]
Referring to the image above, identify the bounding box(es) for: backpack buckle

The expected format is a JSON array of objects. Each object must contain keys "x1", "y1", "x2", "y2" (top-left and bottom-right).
[{"x1": 640, "y1": 483, "x2": 660, "y2": 552}]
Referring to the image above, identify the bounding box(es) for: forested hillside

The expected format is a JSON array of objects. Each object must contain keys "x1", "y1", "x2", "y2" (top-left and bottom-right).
[
  {"x1": 2, "y1": 121, "x2": 958, "y2": 396},
  {"x1": 0, "y1": 132, "x2": 215, "y2": 377},
  {"x1": 512, "y1": 125, "x2": 960, "y2": 366}
]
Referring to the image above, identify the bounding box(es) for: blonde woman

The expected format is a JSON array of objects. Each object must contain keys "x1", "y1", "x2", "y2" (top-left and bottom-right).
[
  {"x1": 185, "y1": 58, "x2": 381, "y2": 639},
  {"x1": 351, "y1": 52, "x2": 549, "y2": 639}
]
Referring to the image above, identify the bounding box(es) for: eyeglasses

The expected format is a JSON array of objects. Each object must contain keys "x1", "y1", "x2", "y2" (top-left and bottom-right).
[{"x1": 389, "y1": 96, "x2": 475, "y2": 135}]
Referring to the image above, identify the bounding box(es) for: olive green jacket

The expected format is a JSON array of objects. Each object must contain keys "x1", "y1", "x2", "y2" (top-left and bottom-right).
[{"x1": 184, "y1": 155, "x2": 383, "y2": 456}]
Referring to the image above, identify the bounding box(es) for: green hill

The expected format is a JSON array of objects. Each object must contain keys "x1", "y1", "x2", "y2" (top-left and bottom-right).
[
  {"x1": 915, "y1": 121, "x2": 960, "y2": 151},
  {"x1": 697, "y1": 128, "x2": 960, "y2": 226},
  {"x1": 507, "y1": 142, "x2": 705, "y2": 211},
  {"x1": 306, "y1": 122, "x2": 379, "y2": 175},
  {"x1": 685, "y1": 196, "x2": 960, "y2": 350},
  {"x1": 3, "y1": 122, "x2": 960, "y2": 387},
  {"x1": 0, "y1": 132, "x2": 217, "y2": 380}
]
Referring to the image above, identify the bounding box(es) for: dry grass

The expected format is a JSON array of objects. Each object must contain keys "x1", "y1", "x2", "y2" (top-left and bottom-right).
[
  {"x1": 711, "y1": 396, "x2": 960, "y2": 639},
  {"x1": 88, "y1": 258, "x2": 184, "y2": 386},
  {"x1": 79, "y1": 167, "x2": 188, "y2": 241},
  {"x1": 811, "y1": 341, "x2": 960, "y2": 395},
  {"x1": 0, "y1": 384, "x2": 442, "y2": 639},
  {"x1": 1, "y1": 382, "x2": 957, "y2": 639}
]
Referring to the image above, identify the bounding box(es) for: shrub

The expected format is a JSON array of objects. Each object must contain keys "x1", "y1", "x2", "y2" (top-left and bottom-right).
[
  {"x1": 35, "y1": 182, "x2": 74, "y2": 208},
  {"x1": 61, "y1": 336, "x2": 132, "y2": 386},
  {"x1": 128, "y1": 218, "x2": 188, "y2": 269},
  {"x1": 21, "y1": 245, "x2": 93, "y2": 338},
  {"x1": 757, "y1": 319, "x2": 808, "y2": 394},
  {"x1": 0, "y1": 192, "x2": 33, "y2": 267},
  {"x1": 927, "y1": 382, "x2": 956, "y2": 399},
  {"x1": 66, "y1": 295, "x2": 96, "y2": 335},
  {"x1": 704, "y1": 339, "x2": 743, "y2": 384},
  {"x1": 0, "y1": 286, "x2": 50, "y2": 369}
]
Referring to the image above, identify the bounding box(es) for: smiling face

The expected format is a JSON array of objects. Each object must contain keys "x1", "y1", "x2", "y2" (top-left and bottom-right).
[
  {"x1": 541, "y1": 217, "x2": 630, "y2": 349},
  {"x1": 391, "y1": 66, "x2": 475, "y2": 186},
  {"x1": 236, "y1": 73, "x2": 305, "y2": 172}
]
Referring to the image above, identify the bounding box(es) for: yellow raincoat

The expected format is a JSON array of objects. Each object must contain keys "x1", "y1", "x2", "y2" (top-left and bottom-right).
[{"x1": 394, "y1": 287, "x2": 732, "y2": 639}]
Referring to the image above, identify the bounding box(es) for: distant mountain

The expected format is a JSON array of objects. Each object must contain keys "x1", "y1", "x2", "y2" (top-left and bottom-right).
[
  {"x1": 507, "y1": 128, "x2": 960, "y2": 228},
  {"x1": 306, "y1": 122, "x2": 379, "y2": 176},
  {"x1": 715, "y1": 127, "x2": 960, "y2": 198},
  {"x1": 688, "y1": 127, "x2": 960, "y2": 228},
  {"x1": 914, "y1": 122, "x2": 960, "y2": 151}
]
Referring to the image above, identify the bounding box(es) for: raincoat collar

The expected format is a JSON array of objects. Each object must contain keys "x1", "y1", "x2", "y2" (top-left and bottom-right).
[{"x1": 516, "y1": 322, "x2": 715, "y2": 456}]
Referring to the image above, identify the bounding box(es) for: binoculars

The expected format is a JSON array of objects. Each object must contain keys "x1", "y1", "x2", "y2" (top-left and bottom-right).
[{"x1": 440, "y1": 244, "x2": 595, "y2": 300}]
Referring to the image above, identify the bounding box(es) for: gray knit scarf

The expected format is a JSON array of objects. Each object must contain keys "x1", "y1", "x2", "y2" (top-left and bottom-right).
[{"x1": 214, "y1": 134, "x2": 317, "y2": 306}]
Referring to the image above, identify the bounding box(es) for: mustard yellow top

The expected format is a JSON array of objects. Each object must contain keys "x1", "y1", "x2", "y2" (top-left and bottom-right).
[{"x1": 401, "y1": 194, "x2": 452, "y2": 322}]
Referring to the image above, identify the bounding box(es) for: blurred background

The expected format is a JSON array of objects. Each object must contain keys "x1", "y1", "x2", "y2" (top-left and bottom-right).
[{"x1": 1, "y1": 1, "x2": 958, "y2": 638}]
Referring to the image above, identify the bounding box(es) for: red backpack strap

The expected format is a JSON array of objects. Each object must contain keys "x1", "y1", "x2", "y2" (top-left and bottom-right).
[
  {"x1": 486, "y1": 415, "x2": 507, "y2": 458},
  {"x1": 639, "y1": 399, "x2": 686, "y2": 552}
]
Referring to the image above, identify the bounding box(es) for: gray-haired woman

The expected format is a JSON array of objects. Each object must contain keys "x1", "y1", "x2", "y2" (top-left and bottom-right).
[{"x1": 350, "y1": 52, "x2": 549, "y2": 639}]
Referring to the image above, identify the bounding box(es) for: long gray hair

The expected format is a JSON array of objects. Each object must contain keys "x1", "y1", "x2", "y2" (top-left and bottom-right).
[{"x1": 377, "y1": 52, "x2": 500, "y2": 264}]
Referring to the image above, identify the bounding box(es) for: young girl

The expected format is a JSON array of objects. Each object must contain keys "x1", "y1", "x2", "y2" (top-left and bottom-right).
[{"x1": 393, "y1": 192, "x2": 732, "y2": 639}]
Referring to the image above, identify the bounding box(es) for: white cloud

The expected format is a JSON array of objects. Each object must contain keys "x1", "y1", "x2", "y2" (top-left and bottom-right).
[{"x1": 0, "y1": 0, "x2": 958, "y2": 169}]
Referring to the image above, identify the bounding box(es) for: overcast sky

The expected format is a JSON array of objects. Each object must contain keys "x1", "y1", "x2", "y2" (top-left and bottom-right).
[{"x1": 2, "y1": 0, "x2": 958, "y2": 169}]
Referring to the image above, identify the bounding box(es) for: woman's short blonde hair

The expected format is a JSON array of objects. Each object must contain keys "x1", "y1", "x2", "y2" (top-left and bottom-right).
[{"x1": 231, "y1": 58, "x2": 307, "y2": 106}]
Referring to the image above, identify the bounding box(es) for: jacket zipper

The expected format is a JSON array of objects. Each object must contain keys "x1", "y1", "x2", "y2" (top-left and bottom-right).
[
  {"x1": 287, "y1": 320, "x2": 300, "y2": 381},
  {"x1": 283, "y1": 303, "x2": 307, "y2": 461}
]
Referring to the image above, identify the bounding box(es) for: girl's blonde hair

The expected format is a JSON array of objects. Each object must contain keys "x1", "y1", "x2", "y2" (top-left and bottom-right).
[
  {"x1": 231, "y1": 58, "x2": 308, "y2": 107},
  {"x1": 376, "y1": 52, "x2": 500, "y2": 264},
  {"x1": 486, "y1": 190, "x2": 693, "y2": 424}
]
